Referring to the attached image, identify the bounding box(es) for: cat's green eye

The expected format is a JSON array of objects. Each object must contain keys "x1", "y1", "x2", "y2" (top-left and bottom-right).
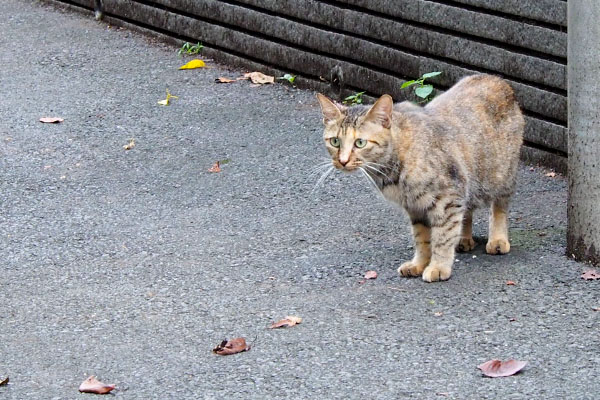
[
  {"x1": 329, "y1": 137, "x2": 341, "y2": 148},
  {"x1": 354, "y1": 138, "x2": 367, "y2": 148}
]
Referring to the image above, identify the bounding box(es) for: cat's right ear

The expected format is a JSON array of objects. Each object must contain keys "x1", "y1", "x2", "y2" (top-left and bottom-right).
[{"x1": 316, "y1": 93, "x2": 343, "y2": 124}]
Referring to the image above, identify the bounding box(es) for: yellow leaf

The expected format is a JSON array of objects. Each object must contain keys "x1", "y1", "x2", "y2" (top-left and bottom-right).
[
  {"x1": 157, "y1": 89, "x2": 178, "y2": 106},
  {"x1": 179, "y1": 59, "x2": 206, "y2": 70}
]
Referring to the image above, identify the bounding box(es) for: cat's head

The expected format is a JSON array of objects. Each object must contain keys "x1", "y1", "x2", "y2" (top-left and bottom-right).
[{"x1": 316, "y1": 94, "x2": 393, "y2": 172}]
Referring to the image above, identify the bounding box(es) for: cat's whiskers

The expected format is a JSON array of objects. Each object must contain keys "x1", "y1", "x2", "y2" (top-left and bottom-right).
[
  {"x1": 308, "y1": 161, "x2": 334, "y2": 177},
  {"x1": 359, "y1": 166, "x2": 380, "y2": 192},
  {"x1": 362, "y1": 163, "x2": 384, "y2": 175},
  {"x1": 363, "y1": 162, "x2": 391, "y2": 181},
  {"x1": 312, "y1": 165, "x2": 334, "y2": 193},
  {"x1": 366, "y1": 161, "x2": 388, "y2": 170}
]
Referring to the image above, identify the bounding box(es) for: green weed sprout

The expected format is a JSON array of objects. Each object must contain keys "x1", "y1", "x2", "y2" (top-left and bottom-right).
[
  {"x1": 343, "y1": 91, "x2": 365, "y2": 105},
  {"x1": 277, "y1": 73, "x2": 296, "y2": 85},
  {"x1": 178, "y1": 42, "x2": 204, "y2": 56},
  {"x1": 401, "y1": 71, "x2": 442, "y2": 102}
]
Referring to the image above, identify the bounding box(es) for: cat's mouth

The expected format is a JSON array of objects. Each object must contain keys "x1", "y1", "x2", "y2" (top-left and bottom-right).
[
  {"x1": 342, "y1": 165, "x2": 359, "y2": 172},
  {"x1": 333, "y1": 160, "x2": 359, "y2": 172}
]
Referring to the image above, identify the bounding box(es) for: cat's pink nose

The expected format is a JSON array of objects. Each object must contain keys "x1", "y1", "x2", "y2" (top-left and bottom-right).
[{"x1": 339, "y1": 158, "x2": 349, "y2": 166}]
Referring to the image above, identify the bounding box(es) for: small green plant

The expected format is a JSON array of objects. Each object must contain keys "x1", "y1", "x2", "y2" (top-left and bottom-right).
[
  {"x1": 178, "y1": 42, "x2": 204, "y2": 56},
  {"x1": 401, "y1": 71, "x2": 442, "y2": 102},
  {"x1": 343, "y1": 91, "x2": 365, "y2": 105},
  {"x1": 277, "y1": 73, "x2": 296, "y2": 85}
]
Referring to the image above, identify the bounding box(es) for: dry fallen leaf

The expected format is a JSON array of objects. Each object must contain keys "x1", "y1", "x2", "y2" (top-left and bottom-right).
[
  {"x1": 364, "y1": 270, "x2": 378, "y2": 280},
  {"x1": 269, "y1": 315, "x2": 303, "y2": 329},
  {"x1": 39, "y1": 117, "x2": 64, "y2": 123},
  {"x1": 581, "y1": 269, "x2": 600, "y2": 280},
  {"x1": 213, "y1": 337, "x2": 250, "y2": 355},
  {"x1": 506, "y1": 280, "x2": 516, "y2": 286},
  {"x1": 478, "y1": 359, "x2": 527, "y2": 378},
  {"x1": 215, "y1": 77, "x2": 236, "y2": 83},
  {"x1": 179, "y1": 59, "x2": 206, "y2": 70},
  {"x1": 545, "y1": 171, "x2": 556, "y2": 178},
  {"x1": 78, "y1": 376, "x2": 115, "y2": 394},
  {"x1": 208, "y1": 161, "x2": 221, "y2": 173},
  {"x1": 123, "y1": 139, "x2": 135, "y2": 150},
  {"x1": 0, "y1": 376, "x2": 8, "y2": 386},
  {"x1": 157, "y1": 89, "x2": 178, "y2": 106},
  {"x1": 434, "y1": 312, "x2": 443, "y2": 317},
  {"x1": 243, "y1": 72, "x2": 274, "y2": 85}
]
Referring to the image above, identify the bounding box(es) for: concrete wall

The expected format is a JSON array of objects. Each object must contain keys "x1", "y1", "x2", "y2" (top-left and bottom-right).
[{"x1": 55, "y1": 0, "x2": 568, "y2": 171}]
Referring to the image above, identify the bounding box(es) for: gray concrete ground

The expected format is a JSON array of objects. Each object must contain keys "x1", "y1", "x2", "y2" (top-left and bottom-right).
[{"x1": 0, "y1": 1, "x2": 598, "y2": 399}]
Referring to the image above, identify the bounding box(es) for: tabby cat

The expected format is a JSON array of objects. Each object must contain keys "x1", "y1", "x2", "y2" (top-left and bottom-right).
[{"x1": 316, "y1": 74, "x2": 524, "y2": 282}]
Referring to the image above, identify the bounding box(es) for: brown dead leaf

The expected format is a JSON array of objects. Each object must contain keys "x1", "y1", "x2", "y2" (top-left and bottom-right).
[
  {"x1": 478, "y1": 359, "x2": 527, "y2": 378},
  {"x1": 78, "y1": 376, "x2": 115, "y2": 394},
  {"x1": 269, "y1": 315, "x2": 302, "y2": 329},
  {"x1": 208, "y1": 161, "x2": 221, "y2": 173},
  {"x1": 364, "y1": 270, "x2": 378, "y2": 280},
  {"x1": 581, "y1": 269, "x2": 600, "y2": 280},
  {"x1": 545, "y1": 171, "x2": 556, "y2": 178},
  {"x1": 213, "y1": 337, "x2": 250, "y2": 355},
  {"x1": 39, "y1": 117, "x2": 64, "y2": 123},
  {"x1": 243, "y1": 72, "x2": 274, "y2": 84},
  {"x1": 506, "y1": 280, "x2": 516, "y2": 286},
  {"x1": 215, "y1": 77, "x2": 236, "y2": 83},
  {"x1": 0, "y1": 376, "x2": 8, "y2": 386}
]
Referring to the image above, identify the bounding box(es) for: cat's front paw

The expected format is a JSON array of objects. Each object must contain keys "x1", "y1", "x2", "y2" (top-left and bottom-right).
[
  {"x1": 422, "y1": 264, "x2": 451, "y2": 282},
  {"x1": 398, "y1": 261, "x2": 426, "y2": 277},
  {"x1": 486, "y1": 238, "x2": 510, "y2": 255},
  {"x1": 456, "y1": 237, "x2": 476, "y2": 252}
]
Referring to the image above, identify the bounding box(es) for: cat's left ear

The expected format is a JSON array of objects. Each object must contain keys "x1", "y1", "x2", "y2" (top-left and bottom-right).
[{"x1": 364, "y1": 94, "x2": 393, "y2": 129}]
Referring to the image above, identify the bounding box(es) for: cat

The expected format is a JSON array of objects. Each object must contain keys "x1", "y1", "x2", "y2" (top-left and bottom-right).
[{"x1": 316, "y1": 74, "x2": 524, "y2": 282}]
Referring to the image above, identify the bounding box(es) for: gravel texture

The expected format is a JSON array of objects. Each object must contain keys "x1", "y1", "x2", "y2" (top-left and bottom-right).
[{"x1": 0, "y1": 1, "x2": 598, "y2": 399}]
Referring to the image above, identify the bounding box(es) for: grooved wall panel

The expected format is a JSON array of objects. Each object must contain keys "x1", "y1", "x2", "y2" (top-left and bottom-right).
[{"x1": 51, "y1": 0, "x2": 568, "y2": 169}]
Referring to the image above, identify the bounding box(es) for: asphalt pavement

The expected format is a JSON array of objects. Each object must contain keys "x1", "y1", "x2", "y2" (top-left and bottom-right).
[{"x1": 1, "y1": 1, "x2": 598, "y2": 399}]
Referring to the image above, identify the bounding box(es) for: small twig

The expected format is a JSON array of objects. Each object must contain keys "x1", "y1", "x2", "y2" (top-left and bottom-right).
[
  {"x1": 249, "y1": 330, "x2": 260, "y2": 350},
  {"x1": 386, "y1": 286, "x2": 408, "y2": 292}
]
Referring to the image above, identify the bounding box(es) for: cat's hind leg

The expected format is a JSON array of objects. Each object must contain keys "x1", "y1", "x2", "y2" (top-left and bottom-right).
[
  {"x1": 456, "y1": 209, "x2": 476, "y2": 252},
  {"x1": 486, "y1": 197, "x2": 510, "y2": 254},
  {"x1": 398, "y1": 222, "x2": 431, "y2": 277}
]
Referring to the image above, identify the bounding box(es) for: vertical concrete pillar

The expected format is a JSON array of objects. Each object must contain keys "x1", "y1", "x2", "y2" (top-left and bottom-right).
[{"x1": 567, "y1": 1, "x2": 600, "y2": 264}]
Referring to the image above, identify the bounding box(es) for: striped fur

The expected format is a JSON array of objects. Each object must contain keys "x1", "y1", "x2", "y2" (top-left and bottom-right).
[{"x1": 317, "y1": 74, "x2": 524, "y2": 282}]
